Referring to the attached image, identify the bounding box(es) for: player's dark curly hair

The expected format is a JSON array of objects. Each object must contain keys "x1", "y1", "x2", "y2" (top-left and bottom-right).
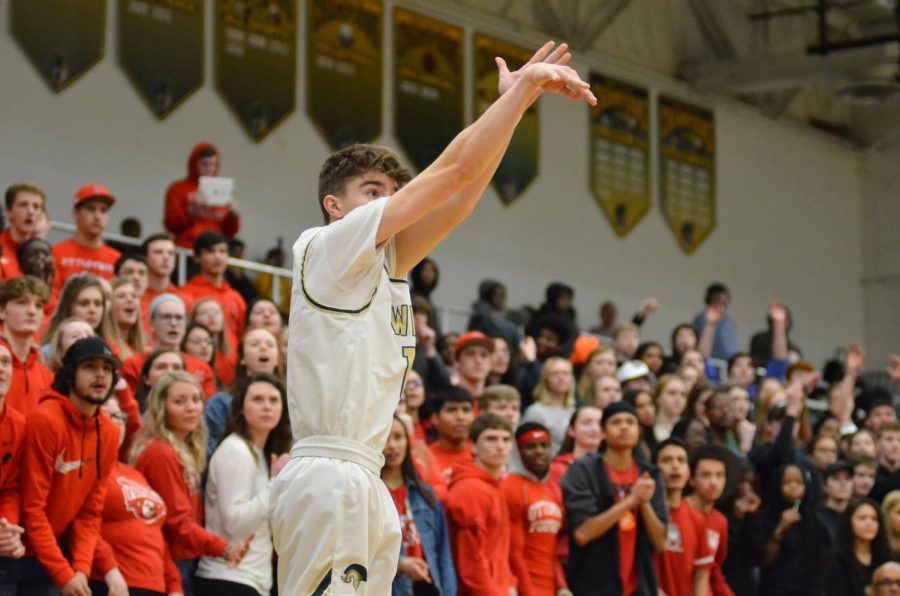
[{"x1": 317, "y1": 144, "x2": 412, "y2": 223}]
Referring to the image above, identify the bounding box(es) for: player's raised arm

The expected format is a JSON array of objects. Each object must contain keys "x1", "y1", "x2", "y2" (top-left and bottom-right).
[{"x1": 378, "y1": 41, "x2": 596, "y2": 274}]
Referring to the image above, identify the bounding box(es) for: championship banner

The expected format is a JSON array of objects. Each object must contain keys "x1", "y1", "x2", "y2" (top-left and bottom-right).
[
  {"x1": 473, "y1": 35, "x2": 538, "y2": 205},
  {"x1": 119, "y1": 0, "x2": 204, "y2": 118},
  {"x1": 215, "y1": 0, "x2": 297, "y2": 141},
  {"x1": 658, "y1": 95, "x2": 716, "y2": 254},
  {"x1": 307, "y1": 0, "x2": 383, "y2": 149},
  {"x1": 10, "y1": 0, "x2": 105, "y2": 92},
  {"x1": 394, "y1": 9, "x2": 463, "y2": 172},
  {"x1": 588, "y1": 73, "x2": 651, "y2": 237}
]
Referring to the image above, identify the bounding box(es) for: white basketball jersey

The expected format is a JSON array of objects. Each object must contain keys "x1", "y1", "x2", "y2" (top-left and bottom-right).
[{"x1": 287, "y1": 197, "x2": 416, "y2": 452}]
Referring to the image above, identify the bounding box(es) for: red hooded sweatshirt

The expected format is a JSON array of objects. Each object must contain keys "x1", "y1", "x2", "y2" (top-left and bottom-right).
[
  {"x1": 445, "y1": 461, "x2": 516, "y2": 595},
  {"x1": 0, "y1": 403, "x2": 26, "y2": 524},
  {"x1": 6, "y1": 345, "x2": 53, "y2": 417},
  {"x1": 133, "y1": 438, "x2": 228, "y2": 561},
  {"x1": 179, "y1": 276, "x2": 247, "y2": 345},
  {"x1": 164, "y1": 143, "x2": 240, "y2": 249},
  {"x1": 91, "y1": 461, "x2": 182, "y2": 594},
  {"x1": 20, "y1": 392, "x2": 119, "y2": 588}
]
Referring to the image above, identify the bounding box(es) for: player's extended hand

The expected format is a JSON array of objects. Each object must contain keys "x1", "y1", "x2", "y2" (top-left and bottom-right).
[
  {"x1": 496, "y1": 41, "x2": 571, "y2": 97},
  {"x1": 399, "y1": 557, "x2": 431, "y2": 582},
  {"x1": 524, "y1": 62, "x2": 596, "y2": 104},
  {"x1": 225, "y1": 534, "x2": 255, "y2": 568}
]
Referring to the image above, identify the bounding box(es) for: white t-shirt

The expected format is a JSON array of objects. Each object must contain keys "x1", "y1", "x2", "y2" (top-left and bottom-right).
[
  {"x1": 197, "y1": 434, "x2": 273, "y2": 594},
  {"x1": 287, "y1": 197, "x2": 416, "y2": 452}
]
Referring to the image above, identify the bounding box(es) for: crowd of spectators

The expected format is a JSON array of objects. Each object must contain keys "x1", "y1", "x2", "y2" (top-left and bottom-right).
[{"x1": 0, "y1": 143, "x2": 899, "y2": 596}]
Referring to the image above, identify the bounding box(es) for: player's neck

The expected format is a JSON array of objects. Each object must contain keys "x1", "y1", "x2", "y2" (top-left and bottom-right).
[
  {"x1": 602, "y1": 447, "x2": 632, "y2": 471},
  {"x1": 686, "y1": 493, "x2": 712, "y2": 513}
]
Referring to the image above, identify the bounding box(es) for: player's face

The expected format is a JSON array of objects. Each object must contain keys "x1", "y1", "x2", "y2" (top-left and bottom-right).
[
  {"x1": 382, "y1": 419, "x2": 407, "y2": 470},
  {"x1": 330, "y1": 171, "x2": 400, "y2": 219},
  {"x1": 242, "y1": 381, "x2": 283, "y2": 435},
  {"x1": 657, "y1": 445, "x2": 690, "y2": 493},
  {"x1": 473, "y1": 428, "x2": 511, "y2": 473},
  {"x1": 520, "y1": 439, "x2": 551, "y2": 478},
  {"x1": 432, "y1": 401, "x2": 473, "y2": 442},
  {"x1": 691, "y1": 459, "x2": 727, "y2": 504}
]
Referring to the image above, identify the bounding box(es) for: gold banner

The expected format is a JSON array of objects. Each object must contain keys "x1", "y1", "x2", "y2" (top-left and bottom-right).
[
  {"x1": 658, "y1": 95, "x2": 716, "y2": 254},
  {"x1": 589, "y1": 73, "x2": 651, "y2": 237},
  {"x1": 473, "y1": 35, "x2": 539, "y2": 205},
  {"x1": 394, "y1": 9, "x2": 463, "y2": 171},
  {"x1": 215, "y1": 0, "x2": 297, "y2": 141},
  {"x1": 307, "y1": 0, "x2": 383, "y2": 149},
  {"x1": 119, "y1": 0, "x2": 204, "y2": 117},
  {"x1": 11, "y1": 0, "x2": 105, "y2": 92}
]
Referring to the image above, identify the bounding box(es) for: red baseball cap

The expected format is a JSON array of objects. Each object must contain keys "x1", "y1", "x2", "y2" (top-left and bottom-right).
[
  {"x1": 74, "y1": 183, "x2": 115, "y2": 207},
  {"x1": 454, "y1": 331, "x2": 495, "y2": 357},
  {"x1": 570, "y1": 335, "x2": 601, "y2": 367}
]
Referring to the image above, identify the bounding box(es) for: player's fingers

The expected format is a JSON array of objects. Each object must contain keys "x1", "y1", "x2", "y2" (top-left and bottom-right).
[
  {"x1": 495, "y1": 57, "x2": 510, "y2": 77},
  {"x1": 544, "y1": 43, "x2": 569, "y2": 65},
  {"x1": 525, "y1": 41, "x2": 556, "y2": 66}
]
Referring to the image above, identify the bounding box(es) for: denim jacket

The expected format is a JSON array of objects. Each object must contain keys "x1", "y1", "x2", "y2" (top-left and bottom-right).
[{"x1": 392, "y1": 480, "x2": 457, "y2": 596}]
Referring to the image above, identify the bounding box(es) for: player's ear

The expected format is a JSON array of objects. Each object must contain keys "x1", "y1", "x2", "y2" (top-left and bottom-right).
[{"x1": 322, "y1": 194, "x2": 343, "y2": 221}]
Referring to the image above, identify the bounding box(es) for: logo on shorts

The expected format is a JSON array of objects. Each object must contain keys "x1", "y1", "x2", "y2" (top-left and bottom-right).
[{"x1": 340, "y1": 564, "x2": 367, "y2": 592}]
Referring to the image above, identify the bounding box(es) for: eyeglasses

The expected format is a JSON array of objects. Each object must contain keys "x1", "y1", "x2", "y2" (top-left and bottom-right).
[
  {"x1": 187, "y1": 336, "x2": 213, "y2": 346},
  {"x1": 875, "y1": 579, "x2": 900, "y2": 588},
  {"x1": 406, "y1": 379, "x2": 423, "y2": 389},
  {"x1": 155, "y1": 313, "x2": 185, "y2": 323}
]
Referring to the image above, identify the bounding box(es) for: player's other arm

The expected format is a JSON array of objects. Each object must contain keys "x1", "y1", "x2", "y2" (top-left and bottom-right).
[{"x1": 378, "y1": 42, "x2": 596, "y2": 275}]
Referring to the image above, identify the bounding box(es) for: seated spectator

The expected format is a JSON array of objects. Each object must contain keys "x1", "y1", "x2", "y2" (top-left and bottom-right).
[
  {"x1": 196, "y1": 374, "x2": 291, "y2": 596},
  {"x1": 425, "y1": 387, "x2": 475, "y2": 502},
  {"x1": 653, "y1": 374, "x2": 688, "y2": 443},
  {"x1": 18, "y1": 338, "x2": 120, "y2": 594},
  {"x1": 820, "y1": 460, "x2": 855, "y2": 542},
  {"x1": 1, "y1": 183, "x2": 46, "y2": 279},
  {"x1": 522, "y1": 356, "x2": 576, "y2": 455},
  {"x1": 121, "y1": 294, "x2": 216, "y2": 398},
  {"x1": 882, "y1": 491, "x2": 900, "y2": 559},
  {"x1": 468, "y1": 279, "x2": 520, "y2": 351},
  {"x1": 43, "y1": 275, "x2": 122, "y2": 358},
  {"x1": 825, "y1": 498, "x2": 890, "y2": 596},
  {"x1": 204, "y1": 328, "x2": 280, "y2": 456},
  {"x1": 245, "y1": 297, "x2": 283, "y2": 337},
  {"x1": 871, "y1": 561, "x2": 900, "y2": 595},
  {"x1": 109, "y1": 278, "x2": 146, "y2": 359},
  {"x1": 191, "y1": 297, "x2": 236, "y2": 388},
  {"x1": 853, "y1": 454, "x2": 878, "y2": 500},
  {"x1": 164, "y1": 143, "x2": 240, "y2": 249},
  {"x1": 612, "y1": 323, "x2": 640, "y2": 365},
  {"x1": 502, "y1": 422, "x2": 567, "y2": 595},
  {"x1": 131, "y1": 371, "x2": 251, "y2": 595},
  {"x1": 134, "y1": 349, "x2": 185, "y2": 411},
  {"x1": 694, "y1": 283, "x2": 739, "y2": 361},
  {"x1": 760, "y1": 463, "x2": 828, "y2": 596},
  {"x1": 381, "y1": 416, "x2": 456, "y2": 596},
  {"x1": 0, "y1": 276, "x2": 53, "y2": 416},
  {"x1": 90, "y1": 396, "x2": 182, "y2": 595},
  {"x1": 0, "y1": 338, "x2": 25, "y2": 565},
  {"x1": 453, "y1": 331, "x2": 494, "y2": 402},
  {"x1": 446, "y1": 414, "x2": 516, "y2": 595},
  {"x1": 181, "y1": 323, "x2": 218, "y2": 388},
  {"x1": 141, "y1": 232, "x2": 186, "y2": 329},
  {"x1": 561, "y1": 401, "x2": 667, "y2": 594},
  {"x1": 181, "y1": 232, "x2": 246, "y2": 349},
  {"x1": 17, "y1": 239, "x2": 55, "y2": 313},
  {"x1": 52, "y1": 184, "x2": 121, "y2": 295},
  {"x1": 654, "y1": 438, "x2": 712, "y2": 596}
]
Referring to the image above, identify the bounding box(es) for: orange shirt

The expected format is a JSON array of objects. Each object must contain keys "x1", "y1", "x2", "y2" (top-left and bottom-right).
[
  {"x1": 7, "y1": 345, "x2": 54, "y2": 417},
  {"x1": 0, "y1": 229, "x2": 23, "y2": 279},
  {"x1": 179, "y1": 275, "x2": 246, "y2": 346},
  {"x1": 656, "y1": 500, "x2": 713, "y2": 596},
  {"x1": 0, "y1": 404, "x2": 26, "y2": 524},
  {"x1": 52, "y1": 239, "x2": 120, "y2": 293},
  {"x1": 502, "y1": 473, "x2": 566, "y2": 596},
  {"x1": 606, "y1": 460, "x2": 639, "y2": 596},
  {"x1": 426, "y1": 442, "x2": 472, "y2": 502}
]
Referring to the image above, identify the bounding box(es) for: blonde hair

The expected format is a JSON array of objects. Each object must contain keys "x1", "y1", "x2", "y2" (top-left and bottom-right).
[
  {"x1": 653, "y1": 374, "x2": 684, "y2": 404},
  {"x1": 883, "y1": 491, "x2": 900, "y2": 551},
  {"x1": 110, "y1": 277, "x2": 146, "y2": 358},
  {"x1": 130, "y1": 371, "x2": 208, "y2": 484},
  {"x1": 480, "y1": 384, "x2": 521, "y2": 411},
  {"x1": 43, "y1": 274, "x2": 121, "y2": 348},
  {"x1": 190, "y1": 297, "x2": 231, "y2": 356},
  {"x1": 577, "y1": 345, "x2": 616, "y2": 399},
  {"x1": 47, "y1": 317, "x2": 95, "y2": 370},
  {"x1": 533, "y1": 356, "x2": 576, "y2": 408}
]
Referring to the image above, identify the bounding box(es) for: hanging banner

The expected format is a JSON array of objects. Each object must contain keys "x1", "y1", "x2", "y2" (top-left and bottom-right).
[
  {"x1": 394, "y1": 9, "x2": 463, "y2": 172},
  {"x1": 589, "y1": 73, "x2": 651, "y2": 237},
  {"x1": 215, "y1": 0, "x2": 297, "y2": 141},
  {"x1": 307, "y1": 0, "x2": 383, "y2": 149},
  {"x1": 119, "y1": 0, "x2": 204, "y2": 118},
  {"x1": 658, "y1": 95, "x2": 716, "y2": 254},
  {"x1": 473, "y1": 35, "x2": 539, "y2": 205},
  {"x1": 10, "y1": 0, "x2": 105, "y2": 92}
]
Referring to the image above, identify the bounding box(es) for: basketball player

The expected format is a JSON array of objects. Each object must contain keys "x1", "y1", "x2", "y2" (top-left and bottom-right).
[{"x1": 270, "y1": 41, "x2": 597, "y2": 595}]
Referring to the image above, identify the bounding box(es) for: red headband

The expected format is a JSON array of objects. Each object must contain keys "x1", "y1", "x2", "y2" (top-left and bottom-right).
[{"x1": 517, "y1": 429, "x2": 551, "y2": 447}]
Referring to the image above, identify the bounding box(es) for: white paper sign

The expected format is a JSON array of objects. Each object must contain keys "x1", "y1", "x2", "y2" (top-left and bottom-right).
[{"x1": 199, "y1": 176, "x2": 234, "y2": 206}]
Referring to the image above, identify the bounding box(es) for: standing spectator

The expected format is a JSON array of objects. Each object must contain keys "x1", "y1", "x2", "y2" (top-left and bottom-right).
[
  {"x1": 705, "y1": 388, "x2": 740, "y2": 453},
  {"x1": 382, "y1": 416, "x2": 456, "y2": 596},
  {"x1": 635, "y1": 342, "x2": 665, "y2": 378},
  {"x1": 749, "y1": 305, "x2": 802, "y2": 369},
  {"x1": 425, "y1": 388, "x2": 475, "y2": 502},
  {"x1": 523, "y1": 357, "x2": 576, "y2": 456},
  {"x1": 820, "y1": 460, "x2": 855, "y2": 542},
  {"x1": 537, "y1": 282, "x2": 576, "y2": 326},
  {"x1": 694, "y1": 283, "x2": 739, "y2": 361},
  {"x1": 252, "y1": 242, "x2": 291, "y2": 318},
  {"x1": 825, "y1": 498, "x2": 890, "y2": 596},
  {"x1": 446, "y1": 414, "x2": 516, "y2": 595},
  {"x1": 1, "y1": 183, "x2": 46, "y2": 279},
  {"x1": 181, "y1": 324, "x2": 218, "y2": 389},
  {"x1": 180, "y1": 232, "x2": 247, "y2": 348},
  {"x1": 561, "y1": 401, "x2": 667, "y2": 595},
  {"x1": 654, "y1": 438, "x2": 712, "y2": 596},
  {"x1": 196, "y1": 374, "x2": 292, "y2": 596},
  {"x1": 164, "y1": 143, "x2": 240, "y2": 249},
  {"x1": 685, "y1": 446, "x2": 734, "y2": 596},
  {"x1": 90, "y1": 396, "x2": 182, "y2": 596},
  {"x1": 131, "y1": 371, "x2": 251, "y2": 595},
  {"x1": 45, "y1": 318, "x2": 95, "y2": 371},
  {"x1": 17, "y1": 337, "x2": 120, "y2": 594},
  {"x1": 589, "y1": 300, "x2": 618, "y2": 337},
  {"x1": 548, "y1": 405, "x2": 602, "y2": 501},
  {"x1": 502, "y1": 422, "x2": 568, "y2": 596},
  {"x1": 585, "y1": 374, "x2": 622, "y2": 410},
  {"x1": 411, "y1": 298, "x2": 451, "y2": 394},
  {"x1": 141, "y1": 233, "x2": 185, "y2": 327},
  {"x1": 453, "y1": 331, "x2": 494, "y2": 402},
  {"x1": 134, "y1": 349, "x2": 185, "y2": 411},
  {"x1": 0, "y1": 338, "x2": 25, "y2": 569},
  {"x1": 720, "y1": 462, "x2": 764, "y2": 596},
  {"x1": 0, "y1": 276, "x2": 53, "y2": 416},
  {"x1": 52, "y1": 184, "x2": 121, "y2": 294}
]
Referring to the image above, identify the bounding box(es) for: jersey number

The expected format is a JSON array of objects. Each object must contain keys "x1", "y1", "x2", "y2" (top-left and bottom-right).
[{"x1": 399, "y1": 346, "x2": 416, "y2": 399}]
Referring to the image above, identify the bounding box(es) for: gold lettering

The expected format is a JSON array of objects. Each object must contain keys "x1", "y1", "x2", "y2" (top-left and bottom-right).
[{"x1": 391, "y1": 305, "x2": 409, "y2": 336}]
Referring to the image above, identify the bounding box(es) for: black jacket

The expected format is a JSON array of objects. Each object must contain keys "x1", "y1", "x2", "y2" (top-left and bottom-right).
[{"x1": 561, "y1": 452, "x2": 668, "y2": 595}]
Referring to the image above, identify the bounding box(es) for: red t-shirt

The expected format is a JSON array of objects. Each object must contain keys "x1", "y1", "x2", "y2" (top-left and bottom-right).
[
  {"x1": 691, "y1": 504, "x2": 733, "y2": 596},
  {"x1": 605, "y1": 460, "x2": 639, "y2": 596},
  {"x1": 388, "y1": 484, "x2": 425, "y2": 560},
  {"x1": 656, "y1": 500, "x2": 714, "y2": 596},
  {"x1": 51, "y1": 239, "x2": 120, "y2": 294}
]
